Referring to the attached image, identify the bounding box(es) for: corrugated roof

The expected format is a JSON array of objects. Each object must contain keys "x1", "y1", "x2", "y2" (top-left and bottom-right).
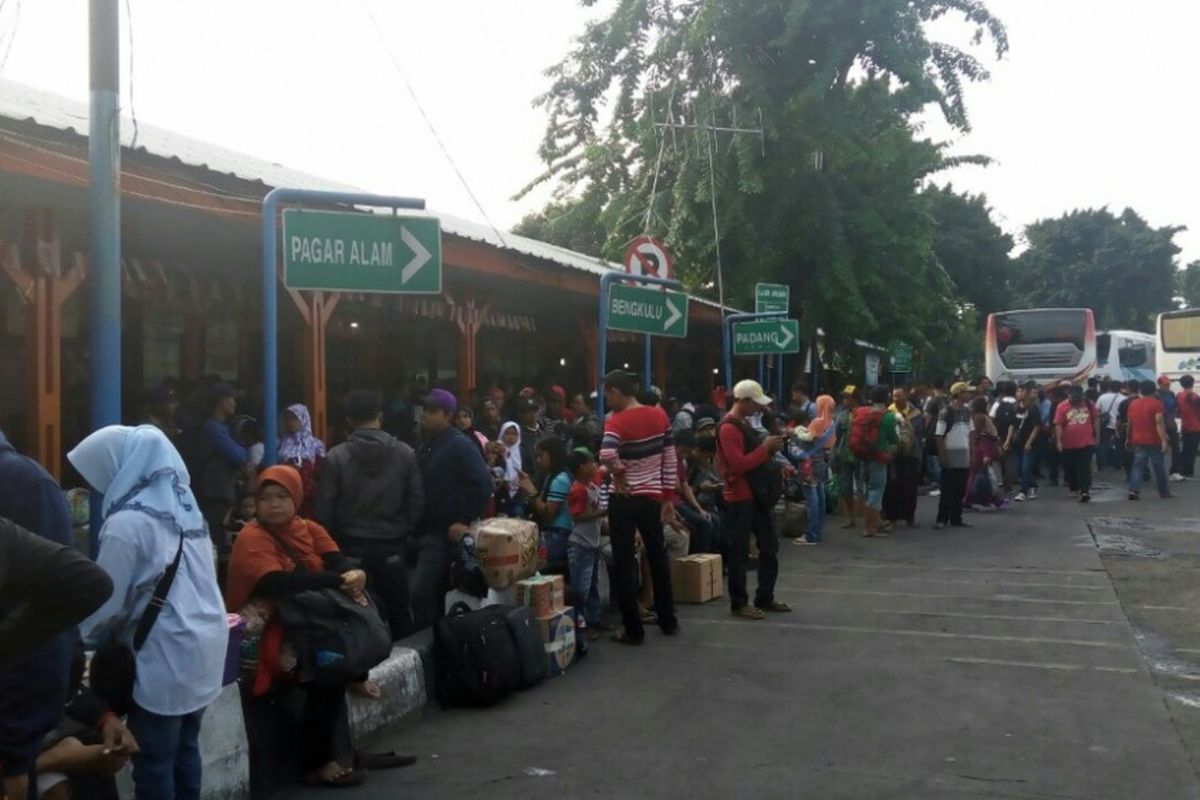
[{"x1": 0, "y1": 79, "x2": 730, "y2": 309}]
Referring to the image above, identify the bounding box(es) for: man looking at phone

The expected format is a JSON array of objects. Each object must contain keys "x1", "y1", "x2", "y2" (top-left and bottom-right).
[{"x1": 718, "y1": 380, "x2": 791, "y2": 621}]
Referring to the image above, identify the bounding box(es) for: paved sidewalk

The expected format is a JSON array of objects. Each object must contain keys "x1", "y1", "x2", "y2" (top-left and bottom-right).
[{"x1": 301, "y1": 478, "x2": 1200, "y2": 799}]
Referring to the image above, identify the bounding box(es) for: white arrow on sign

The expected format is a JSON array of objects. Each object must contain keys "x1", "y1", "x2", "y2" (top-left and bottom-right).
[
  {"x1": 664, "y1": 297, "x2": 683, "y2": 330},
  {"x1": 778, "y1": 323, "x2": 795, "y2": 350},
  {"x1": 400, "y1": 226, "x2": 432, "y2": 284}
]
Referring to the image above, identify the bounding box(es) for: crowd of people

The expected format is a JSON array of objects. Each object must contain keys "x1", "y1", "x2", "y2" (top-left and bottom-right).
[{"x1": 4, "y1": 366, "x2": 1200, "y2": 798}]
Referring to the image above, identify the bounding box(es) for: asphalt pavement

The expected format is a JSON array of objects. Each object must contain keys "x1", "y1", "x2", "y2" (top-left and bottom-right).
[{"x1": 299, "y1": 470, "x2": 1200, "y2": 799}]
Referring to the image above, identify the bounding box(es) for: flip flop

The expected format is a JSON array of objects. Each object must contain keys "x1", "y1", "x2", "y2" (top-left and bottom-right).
[
  {"x1": 304, "y1": 768, "x2": 364, "y2": 788},
  {"x1": 355, "y1": 751, "x2": 417, "y2": 770}
]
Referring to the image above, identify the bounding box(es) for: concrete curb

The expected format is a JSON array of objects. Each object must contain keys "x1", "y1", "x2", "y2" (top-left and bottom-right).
[{"x1": 116, "y1": 638, "x2": 432, "y2": 799}]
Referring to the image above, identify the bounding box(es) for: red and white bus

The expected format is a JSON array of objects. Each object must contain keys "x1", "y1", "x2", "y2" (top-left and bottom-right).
[{"x1": 985, "y1": 308, "x2": 1097, "y2": 386}]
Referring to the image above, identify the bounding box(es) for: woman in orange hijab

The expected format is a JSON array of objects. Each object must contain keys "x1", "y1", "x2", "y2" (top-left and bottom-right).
[
  {"x1": 794, "y1": 395, "x2": 836, "y2": 546},
  {"x1": 226, "y1": 465, "x2": 372, "y2": 787}
]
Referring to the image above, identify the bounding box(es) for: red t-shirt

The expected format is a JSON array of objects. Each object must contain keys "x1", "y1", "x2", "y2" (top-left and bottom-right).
[
  {"x1": 717, "y1": 414, "x2": 769, "y2": 503},
  {"x1": 1054, "y1": 401, "x2": 1098, "y2": 450},
  {"x1": 1177, "y1": 390, "x2": 1200, "y2": 433},
  {"x1": 1128, "y1": 397, "x2": 1165, "y2": 446},
  {"x1": 599, "y1": 404, "x2": 676, "y2": 501}
]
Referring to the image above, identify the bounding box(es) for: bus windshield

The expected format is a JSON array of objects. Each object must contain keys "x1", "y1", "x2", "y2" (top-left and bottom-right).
[
  {"x1": 1096, "y1": 333, "x2": 1111, "y2": 366},
  {"x1": 1160, "y1": 313, "x2": 1200, "y2": 352}
]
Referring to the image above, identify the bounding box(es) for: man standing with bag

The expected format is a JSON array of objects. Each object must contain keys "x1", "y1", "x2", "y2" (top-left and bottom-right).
[
  {"x1": 316, "y1": 390, "x2": 424, "y2": 641},
  {"x1": 717, "y1": 380, "x2": 791, "y2": 621},
  {"x1": 599, "y1": 371, "x2": 680, "y2": 644},
  {"x1": 934, "y1": 382, "x2": 974, "y2": 529}
]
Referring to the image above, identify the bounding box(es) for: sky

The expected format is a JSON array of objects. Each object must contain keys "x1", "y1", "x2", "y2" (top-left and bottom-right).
[{"x1": 1, "y1": 0, "x2": 1197, "y2": 263}]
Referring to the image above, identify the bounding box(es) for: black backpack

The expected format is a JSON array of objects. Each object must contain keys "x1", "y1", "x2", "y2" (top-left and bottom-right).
[
  {"x1": 718, "y1": 416, "x2": 783, "y2": 508},
  {"x1": 435, "y1": 603, "x2": 524, "y2": 707}
]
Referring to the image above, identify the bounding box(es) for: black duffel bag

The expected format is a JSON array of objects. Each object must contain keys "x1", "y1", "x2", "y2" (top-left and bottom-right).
[
  {"x1": 264, "y1": 529, "x2": 392, "y2": 685},
  {"x1": 435, "y1": 603, "x2": 529, "y2": 707}
]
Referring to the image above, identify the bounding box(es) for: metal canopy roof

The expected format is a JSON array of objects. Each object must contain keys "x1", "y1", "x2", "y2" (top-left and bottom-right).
[{"x1": 0, "y1": 79, "x2": 731, "y2": 311}]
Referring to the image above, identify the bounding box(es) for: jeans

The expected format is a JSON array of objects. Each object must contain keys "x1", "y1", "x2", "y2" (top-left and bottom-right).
[
  {"x1": 725, "y1": 499, "x2": 780, "y2": 609},
  {"x1": 936, "y1": 467, "x2": 968, "y2": 525},
  {"x1": 1168, "y1": 428, "x2": 1182, "y2": 474},
  {"x1": 607, "y1": 494, "x2": 677, "y2": 641},
  {"x1": 1130, "y1": 445, "x2": 1170, "y2": 497},
  {"x1": 341, "y1": 537, "x2": 410, "y2": 640},
  {"x1": 410, "y1": 533, "x2": 451, "y2": 631},
  {"x1": 567, "y1": 542, "x2": 603, "y2": 626},
  {"x1": 924, "y1": 453, "x2": 942, "y2": 486},
  {"x1": 1062, "y1": 446, "x2": 1094, "y2": 494},
  {"x1": 676, "y1": 504, "x2": 715, "y2": 554},
  {"x1": 801, "y1": 482, "x2": 826, "y2": 542},
  {"x1": 864, "y1": 461, "x2": 887, "y2": 510},
  {"x1": 127, "y1": 706, "x2": 205, "y2": 800},
  {"x1": 1099, "y1": 428, "x2": 1119, "y2": 470},
  {"x1": 542, "y1": 527, "x2": 571, "y2": 566},
  {"x1": 1018, "y1": 447, "x2": 1039, "y2": 492},
  {"x1": 1182, "y1": 431, "x2": 1200, "y2": 477}
]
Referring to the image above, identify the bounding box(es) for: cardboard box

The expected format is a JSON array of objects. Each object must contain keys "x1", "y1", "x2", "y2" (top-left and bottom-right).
[
  {"x1": 474, "y1": 518, "x2": 539, "y2": 589},
  {"x1": 515, "y1": 574, "x2": 564, "y2": 617},
  {"x1": 535, "y1": 607, "x2": 577, "y2": 677},
  {"x1": 671, "y1": 553, "x2": 723, "y2": 604}
]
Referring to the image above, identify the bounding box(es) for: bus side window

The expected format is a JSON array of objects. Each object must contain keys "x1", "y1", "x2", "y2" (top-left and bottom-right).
[{"x1": 1119, "y1": 344, "x2": 1149, "y2": 368}]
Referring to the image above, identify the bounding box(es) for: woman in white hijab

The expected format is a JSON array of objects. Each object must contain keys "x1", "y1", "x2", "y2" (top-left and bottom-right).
[{"x1": 69, "y1": 425, "x2": 227, "y2": 800}]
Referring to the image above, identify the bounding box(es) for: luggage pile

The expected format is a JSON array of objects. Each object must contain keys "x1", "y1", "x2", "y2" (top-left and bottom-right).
[{"x1": 434, "y1": 518, "x2": 584, "y2": 707}]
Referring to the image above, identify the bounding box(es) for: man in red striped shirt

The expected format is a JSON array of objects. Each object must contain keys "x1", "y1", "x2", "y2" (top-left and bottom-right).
[
  {"x1": 718, "y1": 379, "x2": 790, "y2": 620},
  {"x1": 599, "y1": 371, "x2": 679, "y2": 645}
]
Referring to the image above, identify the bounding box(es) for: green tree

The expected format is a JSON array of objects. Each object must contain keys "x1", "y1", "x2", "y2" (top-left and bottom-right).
[
  {"x1": 522, "y1": 0, "x2": 1007, "y2": 369},
  {"x1": 1178, "y1": 260, "x2": 1200, "y2": 308},
  {"x1": 513, "y1": 192, "x2": 608, "y2": 258},
  {"x1": 1014, "y1": 208, "x2": 1182, "y2": 330},
  {"x1": 924, "y1": 185, "x2": 1014, "y2": 319}
]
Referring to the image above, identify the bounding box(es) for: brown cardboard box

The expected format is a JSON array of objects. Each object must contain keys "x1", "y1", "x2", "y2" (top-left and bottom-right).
[
  {"x1": 516, "y1": 574, "x2": 565, "y2": 617},
  {"x1": 535, "y1": 607, "x2": 577, "y2": 677},
  {"x1": 671, "y1": 553, "x2": 723, "y2": 603},
  {"x1": 474, "y1": 518, "x2": 539, "y2": 589}
]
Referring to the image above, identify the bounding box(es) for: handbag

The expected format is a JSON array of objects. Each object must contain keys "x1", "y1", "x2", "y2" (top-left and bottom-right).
[
  {"x1": 262, "y1": 526, "x2": 392, "y2": 685},
  {"x1": 90, "y1": 533, "x2": 185, "y2": 715}
]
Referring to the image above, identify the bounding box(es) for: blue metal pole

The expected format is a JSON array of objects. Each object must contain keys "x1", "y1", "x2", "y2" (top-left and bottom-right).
[
  {"x1": 261, "y1": 189, "x2": 425, "y2": 465},
  {"x1": 88, "y1": 0, "x2": 121, "y2": 556}
]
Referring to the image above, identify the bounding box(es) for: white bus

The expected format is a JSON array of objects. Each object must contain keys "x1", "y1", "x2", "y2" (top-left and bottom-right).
[
  {"x1": 985, "y1": 308, "x2": 1096, "y2": 386},
  {"x1": 1156, "y1": 308, "x2": 1200, "y2": 388},
  {"x1": 1092, "y1": 329, "x2": 1156, "y2": 384}
]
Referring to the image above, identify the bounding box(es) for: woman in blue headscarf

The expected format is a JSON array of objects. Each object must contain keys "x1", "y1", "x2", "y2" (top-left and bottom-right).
[{"x1": 69, "y1": 425, "x2": 227, "y2": 800}]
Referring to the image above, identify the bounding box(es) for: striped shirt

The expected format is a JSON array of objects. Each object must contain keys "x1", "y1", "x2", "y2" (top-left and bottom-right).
[{"x1": 599, "y1": 404, "x2": 676, "y2": 501}]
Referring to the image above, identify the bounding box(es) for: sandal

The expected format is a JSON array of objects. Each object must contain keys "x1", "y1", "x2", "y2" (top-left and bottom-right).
[
  {"x1": 640, "y1": 609, "x2": 658, "y2": 625},
  {"x1": 732, "y1": 606, "x2": 766, "y2": 620},
  {"x1": 611, "y1": 631, "x2": 644, "y2": 646},
  {"x1": 304, "y1": 767, "x2": 363, "y2": 788},
  {"x1": 756, "y1": 601, "x2": 792, "y2": 613},
  {"x1": 355, "y1": 751, "x2": 417, "y2": 770}
]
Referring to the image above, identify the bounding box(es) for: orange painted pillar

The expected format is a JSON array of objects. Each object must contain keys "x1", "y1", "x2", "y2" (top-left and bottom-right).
[
  {"x1": 1, "y1": 230, "x2": 84, "y2": 479},
  {"x1": 577, "y1": 318, "x2": 599, "y2": 392},
  {"x1": 654, "y1": 339, "x2": 669, "y2": 395},
  {"x1": 456, "y1": 326, "x2": 476, "y2": 400},
  {"x1": 282, "y1": 283, "x2": 338, "y2": 444}
]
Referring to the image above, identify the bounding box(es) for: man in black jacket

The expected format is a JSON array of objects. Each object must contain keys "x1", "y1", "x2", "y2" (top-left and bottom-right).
[
  {"x1": 410, "y1": 389, "x2": 493, "y2": 630},
  {"x1": 316, "y1": 390, "x2": 424, "y2": 640}
]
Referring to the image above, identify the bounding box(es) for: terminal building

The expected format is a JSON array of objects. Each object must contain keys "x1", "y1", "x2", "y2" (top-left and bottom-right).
[{"x1": 0, "y1": 81, "x2": 738, "y2": 478}]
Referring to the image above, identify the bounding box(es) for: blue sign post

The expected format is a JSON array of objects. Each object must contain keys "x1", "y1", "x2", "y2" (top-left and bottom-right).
[
  {"x1": 597, "y1": 271, "x2": 685, "y2": 416},
  {"x1": 261, "y1": 188, "x2": 426, "y2": 466}
]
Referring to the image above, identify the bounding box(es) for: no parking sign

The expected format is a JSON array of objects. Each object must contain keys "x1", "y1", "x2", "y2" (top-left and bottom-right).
[{"x1": 624, "y1": 235, "x2": 673, "y2": 281}]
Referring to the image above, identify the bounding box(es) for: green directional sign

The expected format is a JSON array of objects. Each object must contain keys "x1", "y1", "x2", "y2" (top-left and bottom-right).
[
  {"x1": 733, "y1": 318, "x2": 801, "y2": 355},
  {"x1": 890, "y1": 340, "x2": 914, "y2": 373},
  {"x1": 282, "y1": 209, "x2": 442, "y2": 294},
  {"x1": 607, "y1": 283, "x2": 689, "y2": 338},
  {"x1": 755, "y1": 282, "x2": 790, "y2": 314}
]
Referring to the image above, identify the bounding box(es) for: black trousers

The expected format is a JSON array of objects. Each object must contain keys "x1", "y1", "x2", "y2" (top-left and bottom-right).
[
  {"x1": 725, "y1": 499, "x2": 780, "y2": 610},
  {"x1": 1062, "y1": 446, "x2": 1094, "y2": 493},
  {"x1": 340, "y1": 537, "x2": 410, "y2": 641},
  {"x1": 936, "y1": 467, "x2": 968, "y2": 525},
  {"x1": 608, "y1": 494, "x2": 677, "y2": 641},
  {"x1": 1182, "y1": 431, "x2": 1200, "y2": 477},
  {"x1": 883, "y1": 456, "x2": 920, "y2": 524}
]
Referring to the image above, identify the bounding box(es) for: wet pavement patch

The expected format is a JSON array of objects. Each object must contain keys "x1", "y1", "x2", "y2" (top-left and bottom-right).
[{"x1": 1088, "y1": 518, "x2": 1166, "y2": 558}]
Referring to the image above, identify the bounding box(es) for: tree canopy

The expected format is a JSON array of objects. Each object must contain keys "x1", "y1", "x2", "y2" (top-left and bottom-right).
[
  {"x1": 1014, "y1": 208, "x2": 1182, "y2": 330},
  {"x1": 522, "y1": 0, "x2": 1010, "y2": 372}
]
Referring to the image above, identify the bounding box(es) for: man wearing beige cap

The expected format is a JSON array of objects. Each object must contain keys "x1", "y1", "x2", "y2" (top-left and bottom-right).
[
  {"x1": 717, "y1": 379, "x2": 791, "y2": 619},
  {"x1": 934, "y1": 381, "x2": 974, "y2": 529}
]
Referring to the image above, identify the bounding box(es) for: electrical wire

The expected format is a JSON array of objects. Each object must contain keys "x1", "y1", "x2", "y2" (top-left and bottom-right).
[
  {"x1": 0, "y1": 0, "x2": 23, "y2": 80},
  {"x1": 360, "y1": 0, "x2": 508, "y2": 248},
  {"x1": 124, "y1": 0, "x2": 138, "y2": 149}
]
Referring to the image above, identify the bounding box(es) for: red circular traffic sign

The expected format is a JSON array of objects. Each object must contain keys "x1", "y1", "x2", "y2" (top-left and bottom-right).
[{"x1": 624, "y1": 236, "x2": 672, "y2": 281}]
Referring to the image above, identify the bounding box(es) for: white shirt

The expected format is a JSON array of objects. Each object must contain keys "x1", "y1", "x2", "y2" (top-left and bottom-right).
[{"x1": 1097, "y1": 392, "x2": 1120, "y2": 431}]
